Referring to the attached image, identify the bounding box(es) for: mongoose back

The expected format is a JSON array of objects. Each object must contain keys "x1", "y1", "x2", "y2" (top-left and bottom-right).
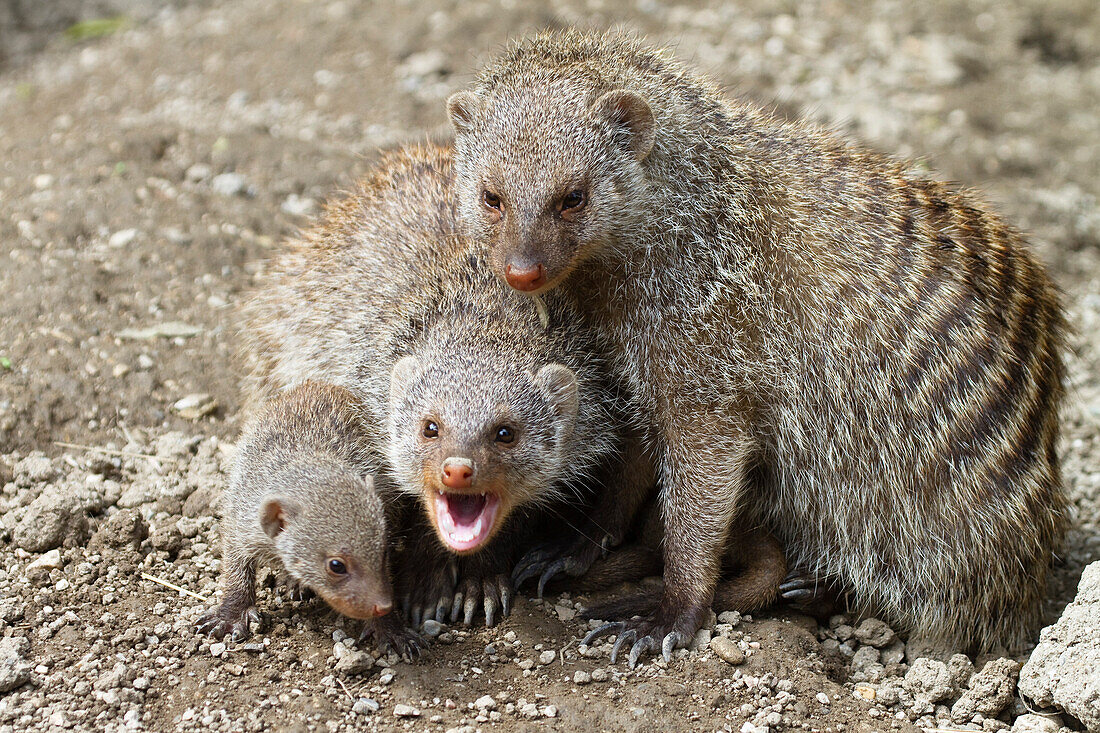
[
  {"x1": 446, "y1": 30, "x2": 1068, "y2": 657},
  {"x1": 197, "y1": 381, "x2": 403, "y2": 645},
  {"x1": 242, "y1": 144, "x2": 654, "y2": 624}
]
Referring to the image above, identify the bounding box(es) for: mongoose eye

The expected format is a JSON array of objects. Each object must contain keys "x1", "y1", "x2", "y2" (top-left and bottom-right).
[
  {"x1": 483, "y1": 190, "x2": 502, "y2": 211},
  {"x1": 422, "y1": 421, "x2": 439, "y2": 439},
  {"x1": 494, "y1": 425, "x2": 515, "y2": 444},
  {"x1": 559, "y1": 189, "x2": 587, "y2": 218},
  {"x1": 326, "y1": 558, "x2": 348, "y2": 576}
]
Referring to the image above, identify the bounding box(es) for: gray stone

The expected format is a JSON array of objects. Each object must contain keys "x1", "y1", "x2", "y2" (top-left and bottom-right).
[
  {"x1": 1009, "y1": 713, "x2": 1061, "y2": 733},
  {"x1": 333, "y1": 650, "x2": 374, "y2": 676},
  {"x1": 903, "y1": 657, "x2": 957, "y2": 703},
  {"x1": 950, "y1": 658, "x2": 1020, "y2": 722},
  {"x1": 853, "y1": 618, "x2": 896, "y2": 648},
  {"x1": 1019, "y1": 561, "x2": 1100, "y2": 731},
  {"x1": 0, "y1": 637, "x2": 32, "y2": 693},
  {"x1": 13, "y1": 454, "x2": 58, "y2": 486},
  {"x1": 12, "y1": 483, "x2": 105, "y2": 552}
]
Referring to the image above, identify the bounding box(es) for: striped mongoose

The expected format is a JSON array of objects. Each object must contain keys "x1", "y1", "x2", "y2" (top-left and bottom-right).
[
  {"x1": 445, "y1": 30, "x2": 1068, "y2": 660},
  {"x1": 242, "y1": 143, "x2": 655, "y2": 626},
  {"x1": 196, "y1": 381, "x2": 421, "y2": 656}
]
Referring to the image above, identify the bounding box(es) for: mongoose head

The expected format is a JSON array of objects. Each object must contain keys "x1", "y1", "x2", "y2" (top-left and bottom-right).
[
  {"x1": 387, "y1": 350, "x2": 580, "y2": 555},
  {"x1": 447, "y1": 85, "x2": 655, "y2": 295},
  {"x1": 260, "y1": 461, "x2": 393, "y2": 620}
]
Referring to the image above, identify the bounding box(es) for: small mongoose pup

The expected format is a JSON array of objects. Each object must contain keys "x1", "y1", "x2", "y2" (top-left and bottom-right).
[
  {"x1": 446, "y1": 30, "x2": 1068, "y2": 659},
  {"x1": 242, "y1": 143, "x2": 654, "y2": 625},
  {"x1": 197, "y1": 381, "x2": 419, "y2": 655}
]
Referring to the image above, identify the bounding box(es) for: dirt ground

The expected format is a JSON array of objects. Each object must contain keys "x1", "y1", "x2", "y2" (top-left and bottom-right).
[{"x1": 0, "y1": 0, "x2": 1098, "y2": 731}]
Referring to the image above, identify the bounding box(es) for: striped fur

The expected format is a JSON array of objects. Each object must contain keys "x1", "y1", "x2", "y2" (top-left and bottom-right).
[{"x1": 448, "y1": 30, "x2": 1068, "y2": 651}]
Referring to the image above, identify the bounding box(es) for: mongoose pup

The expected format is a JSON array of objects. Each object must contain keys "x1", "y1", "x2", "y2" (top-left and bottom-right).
[
  {"x1": 197, "y1": 381, "x2": 419, "y2": 655},
  {"x1": 242, "y1": 143, "x2": 654, "y2": 625},
  {"x1": 446, "y1": 30, "x2": 1068, "y2": 660}
]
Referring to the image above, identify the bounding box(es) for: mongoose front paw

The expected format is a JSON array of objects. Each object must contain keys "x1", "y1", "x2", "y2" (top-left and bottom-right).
[
  {"x1": 451, "y1": 572, "x2": 513, "y2": 627},
  {"x1": 195, "y1": 605, "x2": 261, "y2": 642},
  {"x1": 512, "y1": 535, "x2": 610, "y2": 598},
  {"x1": 581, "y1": 604, "x2": 704, "y2": 669},
  {"x1": 286, "y1": 579, "x2": 315, "y2": 604},
  {"x1": 360, "y1": 615, "x2": 427, "y2": 661},
  {"x1": 399, "y1": 554, "x2": 458, "y2": 628}
]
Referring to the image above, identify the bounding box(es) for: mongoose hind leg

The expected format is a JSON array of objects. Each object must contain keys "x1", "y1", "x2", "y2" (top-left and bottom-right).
[
  {"x1": 360, "y1": 613, "x2": 427, "y2": 661},
  {"x1": 778, "y1": 570, "x2": 846, "y2": 620},
  {"x1": 712, "y1": 528, "x2": 787, "y2": 613}
]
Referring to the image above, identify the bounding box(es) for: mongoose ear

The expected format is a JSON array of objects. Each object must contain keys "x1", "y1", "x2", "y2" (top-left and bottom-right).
[
  {"x1": 535, "y1": 363, "x2": 579, "y2": 422},
  {"x1": 446, "y1": 91, "x2": 481, "y2": 135},
  {"x1": 389, "y1": 356, "x2": 420, "y2": 407},
  {"x1": 591, "y1": 90, "x2": 655, "y2": 161},
  {"x1": 259, "y1": 497, "x2": 299, "y2": 540}
]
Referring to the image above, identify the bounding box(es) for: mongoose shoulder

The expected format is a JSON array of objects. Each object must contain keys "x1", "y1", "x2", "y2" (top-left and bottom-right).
[
  {"x1": 446, "y1": 30, "x2": 1068, "y2": 658},
  {"x1": 242, "y1": 144, "x2": 654, "y2": 625},
  {"x1": 197, "y1": 381, "x2": 417, "y2": 655}
]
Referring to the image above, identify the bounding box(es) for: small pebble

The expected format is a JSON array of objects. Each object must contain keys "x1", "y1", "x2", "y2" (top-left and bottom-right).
[
  {"x1": 475, "y1": 695, "x2": 496, "y2": 710},
  {"x1": 393, "y1": 704, "x2": 420, "y2": 718},
  {"x1": 538, "y1": 650, "x2": 556, "y2": 665},
  {"x1": 209, "y1": 642, "x2": 226, "y2": 657}
]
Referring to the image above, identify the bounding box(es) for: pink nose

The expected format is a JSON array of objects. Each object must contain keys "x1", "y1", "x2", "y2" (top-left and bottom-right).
[
  {"x1": 441, "y1": 459, "x2": 473, "y2": 489},
  {"x1": 504, "y1": 262, "x2": 545, "y2": 292}
]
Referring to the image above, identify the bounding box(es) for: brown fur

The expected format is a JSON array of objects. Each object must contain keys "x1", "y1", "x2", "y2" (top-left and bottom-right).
[
  {"x1": 447, "y1": 30, "x2": 1068, "y2": 654},
  {"x1": 196, "y1": 381, "x2": 415, "y2": 650},
  {"x1": 239, "y1": 144, "x2": 657, "y2": 625}
]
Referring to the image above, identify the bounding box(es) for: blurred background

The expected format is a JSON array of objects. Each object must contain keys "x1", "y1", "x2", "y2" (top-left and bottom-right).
[{"x1": 0, "y1": 0, "x2": 1097, "y2": 454}]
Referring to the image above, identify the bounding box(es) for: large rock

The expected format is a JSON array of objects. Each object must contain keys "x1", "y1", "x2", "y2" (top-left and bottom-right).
[{"x1": 1019, "y1": 561, "x2": 1100, "y2": 731}]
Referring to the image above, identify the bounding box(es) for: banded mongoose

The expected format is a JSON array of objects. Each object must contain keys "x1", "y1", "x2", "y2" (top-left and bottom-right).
[
  {"x1": 445, "y1": 30, "x2": 1068, "y2": 659},
  {"x1": 197, "y1": 381, "x2": 420, "y2": 656},
  {"x1": 241, "y1": 143, "x2": 655, "y2": 626}
]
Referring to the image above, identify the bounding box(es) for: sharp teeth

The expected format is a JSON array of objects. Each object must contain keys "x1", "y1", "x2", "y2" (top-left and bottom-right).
[
  {"x1": 438, "y1": 490, "x2": 444, "y2": 496},
  {"x1": 480, "y1": 492, "x2": 486, "y2": 498},
  {"x1": 472, "y1": 516, "x2": 484, "y2": 538}
]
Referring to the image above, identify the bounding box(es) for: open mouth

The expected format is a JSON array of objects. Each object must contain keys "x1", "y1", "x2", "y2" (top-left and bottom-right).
[{"x1": 433, "y1": 490, "x2": 501, "y2": 552}]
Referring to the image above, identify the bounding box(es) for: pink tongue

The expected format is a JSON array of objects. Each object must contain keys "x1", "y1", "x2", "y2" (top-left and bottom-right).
[{"x1": 448, "y1": 493, "x2": 487, "y2": 527}]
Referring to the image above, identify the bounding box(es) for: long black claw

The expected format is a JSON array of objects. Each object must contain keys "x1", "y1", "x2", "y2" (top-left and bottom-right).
[
  {"x1": 463, "y1": 595, "x2": 477, "y2": 626},
  {"x1": 433, "y1": 597, "x2": 450, "y2": 624},
  {"x1": 611, "y1": 629, "x2": 637, "y2": 665},
  {"x1": 779, "y1": 578, "x2": 813, "y2": 593},
  {"x1": 536, "y1": 559, "x2": 569, "y2": 599},
  {"x1": 628, "y1": 635, "x2": 658, "y2": 669},
  {"x1": 582, "y1": 622, "x2": 622, "y2": 647},
  {"x1": 780, "y1": 588, "x2": 816, "y2": 602},
  {"x1": 500, "y1": 584, "x2": 513, "y2": 618},
  {"x1": 512, "y1": 562, "x2": 546, "y2": 590},
  {"x1": 662, "y1": 632, "x2": 683, "y2": 662},
  {"x1": 410, "y1": 605, "x2": 423, "y2": 629}
]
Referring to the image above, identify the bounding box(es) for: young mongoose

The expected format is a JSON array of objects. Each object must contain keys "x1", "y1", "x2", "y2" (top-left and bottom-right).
[
  {"x1": 197, "y1": 381, "x2": 419, "y2": 655},
  {"x1": 446, "y1": 30, "x2": 1068, "y2": 659},
  {"x1": 242, "y1": 143, "x2": 654, "y2": 626}
]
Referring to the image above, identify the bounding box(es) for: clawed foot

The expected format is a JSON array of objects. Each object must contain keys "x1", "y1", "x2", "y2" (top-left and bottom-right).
[
  {"x1": 287, "y1": 579, "x2": 315, "y2": 604},
  {"x1": 195, "y1": 605, "x2": 261, "y2": 642},
  {"x1": 581, "y1": 605, "x2": 703, "y2": 669},
  {"x1": 452, "y1": 572, "x2": 512, "y2": 627},
  {"x1": 513, "y1": 535, "x2": 611, "y2": 598},
  {"x1": 360, "y1": 615, "x2": 428, "y2": 661},
  {"x1": 400, "y1": 556, "x2": 459, "y2": 628},
  {"x1": 778, "y1": 570, "x2": 843, "y2": 617}
]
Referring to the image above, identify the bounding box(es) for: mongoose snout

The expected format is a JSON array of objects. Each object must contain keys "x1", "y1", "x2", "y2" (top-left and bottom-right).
[
  {"x1": 441, "y1": 456, "x2": 474, "y2": 488},
  {"x1": 504, "y1": 261, "x2": 545, "y2": 292}
]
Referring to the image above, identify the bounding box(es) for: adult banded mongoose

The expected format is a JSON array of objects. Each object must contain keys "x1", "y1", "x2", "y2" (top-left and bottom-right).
[
  {"x1": 197, "y1": 381, "x2": 420, "y2": 656},
  {"x1": 242, "y1": 143, "x2": 655, "y2": 626},
  {"x1": 445, "y1": 30, "x2": 1068, "y2": 663}
]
